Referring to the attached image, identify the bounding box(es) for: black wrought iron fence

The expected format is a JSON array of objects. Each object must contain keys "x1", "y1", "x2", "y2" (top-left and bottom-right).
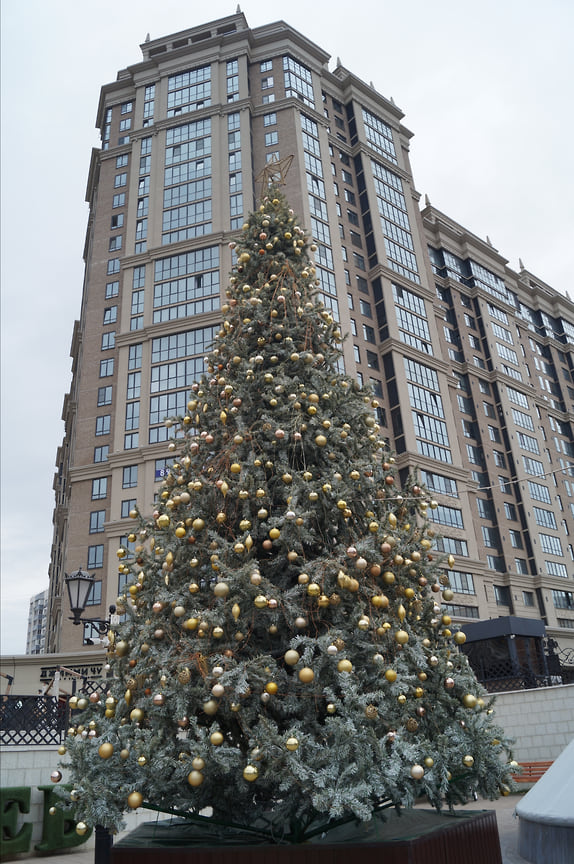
[{"x1": 0, "y1": 696, "x2": 69, "y2": 745}]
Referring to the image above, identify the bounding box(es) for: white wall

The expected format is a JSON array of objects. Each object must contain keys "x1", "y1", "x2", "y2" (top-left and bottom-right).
[{"x1": 492, "y1": 683, "x2": 574, "y2": 762}]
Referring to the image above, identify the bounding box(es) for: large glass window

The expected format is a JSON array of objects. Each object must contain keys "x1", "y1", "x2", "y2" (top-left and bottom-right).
[
  {"x1": 89, "y1": 510, "x2": 106, "y2": 533},
  {"x1": 91, "y1": 478, "x2": 108, "y2": 500},
  {"x1": 87, "y1": 544, "x2": 104, "y2": 569}
]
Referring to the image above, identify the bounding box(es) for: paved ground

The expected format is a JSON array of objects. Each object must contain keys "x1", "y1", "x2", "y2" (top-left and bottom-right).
[{"x1": 18, "y1": 794, "x2": 531, "y2": 863}]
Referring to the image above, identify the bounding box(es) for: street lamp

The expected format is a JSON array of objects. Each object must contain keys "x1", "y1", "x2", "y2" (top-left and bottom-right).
[{"x1": 64, "y1": 567, "x2": 117, "y2": 635}]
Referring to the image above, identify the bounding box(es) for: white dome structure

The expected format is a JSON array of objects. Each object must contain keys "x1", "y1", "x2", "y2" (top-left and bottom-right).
[{"x1": 516, "y1": 738, "x2": 574, "y2": 864}]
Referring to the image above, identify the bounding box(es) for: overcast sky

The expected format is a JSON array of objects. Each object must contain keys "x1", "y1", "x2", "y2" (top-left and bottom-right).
[{"x1": 1, "y1": 0, "x2": 572, "y2": 656}]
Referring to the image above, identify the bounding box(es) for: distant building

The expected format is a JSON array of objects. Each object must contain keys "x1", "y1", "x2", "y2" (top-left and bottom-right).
[
  {"x1": 26, "y1": 589, "x2": 49, "y2": 655},
  {"x1": 46, "y1": 13, "x2": 574, "y2": 654}
]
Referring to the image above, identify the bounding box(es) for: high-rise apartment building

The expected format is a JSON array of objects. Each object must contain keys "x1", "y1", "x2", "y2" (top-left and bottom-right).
[
  {"x1": 26, "y1": 588, "x2": 49, "y2": 654},
  {"x1": 46, "y1": 13, "x2": 574, "y2": 655}
]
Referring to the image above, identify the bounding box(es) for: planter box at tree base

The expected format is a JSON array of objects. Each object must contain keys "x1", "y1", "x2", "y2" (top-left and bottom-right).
[{"x1": 111, "y1": 809, "x2": 502, "y2": 864}]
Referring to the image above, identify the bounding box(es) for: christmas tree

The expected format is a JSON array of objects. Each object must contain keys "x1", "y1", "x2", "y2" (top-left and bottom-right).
[{"x1": 60, "y1": 188, "x2": 515, "y2": 842}]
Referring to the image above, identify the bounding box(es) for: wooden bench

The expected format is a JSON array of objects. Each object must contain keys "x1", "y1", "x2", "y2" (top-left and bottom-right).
[{"x1": 511, "y1": 761, "x2": 553, "y2": 783}]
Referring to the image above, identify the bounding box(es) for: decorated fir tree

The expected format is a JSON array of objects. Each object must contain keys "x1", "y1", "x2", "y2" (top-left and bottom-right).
[{"x1": 61, "y1": 188, "x2": 515, "y2": 842}]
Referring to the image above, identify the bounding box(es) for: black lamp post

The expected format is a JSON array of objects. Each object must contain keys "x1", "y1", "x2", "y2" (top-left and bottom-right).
[{"x1": 64, "y1": 567, "x2": 116, "y2": 634}]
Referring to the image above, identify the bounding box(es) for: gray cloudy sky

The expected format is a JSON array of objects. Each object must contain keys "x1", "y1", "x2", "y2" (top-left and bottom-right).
[{"x1": 1, "y1": 0, "x2": 572, "y2": 655}]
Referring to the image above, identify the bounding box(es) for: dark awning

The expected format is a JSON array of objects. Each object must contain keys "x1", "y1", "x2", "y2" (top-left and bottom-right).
[{"x1": 461, "y1": 616, "x2": 546, "y2": 643}]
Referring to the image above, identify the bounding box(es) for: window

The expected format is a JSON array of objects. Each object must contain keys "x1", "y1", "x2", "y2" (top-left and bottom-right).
[
  {"x1": 509, "y1": 530, "x2": 523, "y2": 549},
  {"x1": 528, "y1": 480, "x2": 551, "y2": 503},
  {"x1": 263, "y1": 112, "x2": 276, "y2": 126},
  {"x1": 363, "y1": 324, "x2": 376, "y2": 344},
  {"x1": 93, "y1": 445, "x2": 109, "y2": 463},
  {"x1": 111, "y1": 214, "x2": 124, "y2": 229},
  {"x1": 484, "y1": 402, "x2": 496, "y2": 418},
  {"x1": 87, "y1": 544, "x2": 104, "y2": 569},
  {"x1": 121, "y1": 498, "x2": 137, "y2": 519},
  {"x1": 97, "y1": 386, "x2": 112, "y2": 406},
  {"x1": 92, "y1": 477, "x2": 108, "y2": 500},
  {"x1": 99, "y1": 358, "x2": 114, "y2": 377},
  {"x1": 260, "y1": 60, "x2": 272, "y2": 72},
  {"x1": 89, "y1": 510, "x2": 106, "y2": 533},
  {"x1": 494, "y1": 585, "x2": 511, "y2": 605},
  {"x1": 101, "y1": 331, "x2": 115, "y2": 350},
  {"x1": 518, "y1": 432, "x2": 540, "y2": 454},
  {"x1": 420, "y1": 471, "x2": 458, "y2": 497},
  {"x1": 499, "y1": 476, "x2": 512, "y2": 494},
  {"x1": 547, "y1": 561, "x2": 568, "y2": 578},
  {"x1": 477, "y1": 498, "x2": 494, "y2": 520},
  {"x1": 95, "y1": 415, "x2": 111, "y2": 436},
  {"x1": 107, "y1": 259, "x2": 120, "y2": 276},
  {"x1": 261, "y1": 76, "x2": 274, "y2": 89},
  {"x1": 523, "y1": 456, "x2": 544, "y2": 476},
  {"x1": 114, "y1": 173, "x2": 127, "y2": 188},
  {"x1": 515, "y1": 558, "x2": 529, "y2": 575},
  {"x1": 113, "y1": 193, "x2": 125, "y2": 208},
  {"x1": 127, "y1": 371, "x2": 141, "y2": 400},
  {"x1": 482, "y1": 526, "x2": 500, "y2": 548},
  {"x1": 264, "y1": 131, "x2": 278, "y2": 146},
  {"x1": 540, "y1": 533, "x2": 563, "y2": 556},
  {"x1": 124, "y1": 433, "x2": 139, "y2": 450},
  {"x1": 435, "y1": 537, "x2": 469, "y2": 556},
  {"x1": 341, "y1": 169, "x2": 353, "y2": 185},
  {"x1": 366, "y1": 350, "x2": 379, "y2": 370},
  {"x1": 108, "y1": 236, "x2": 122, "y2": 254},
  {"x1": 344, "y1": 188, "x2": 356, "y2": 205},
  {"x1": 552, "y1": 590, "x2": 574, "y2": 609},
  {"x1": 488, "y1": 426, "x2": 501, "y2": 443},
  {"x1": 123, "y1": 465, "x2": 138, "y2": 488},
  {"x1": 512, "y1": 408, "x2": 534, "y2": 431},
  {"x1": 155, "y1": 458, "x2": 173, "y2": 481},
  {"x1": 533, "y1": 507, "x2": 557, "y2": 529},
  {"x1": 125, "y1": 402, "x2": 140, "y2": 431},
  {"x1": 447, "y1": 570, "x2": 475, "y2": 595},
  {"x1": 487, "y1": 555, "x2": 506, "y2": 572},
  {"x1": 428, "y1": 505, "x2": 464, "y2": 529},
  {"x1": 504, "y1": 502, "x2": 517, "y2": 521},
  {"x1": 105, "y1": 281, "x2": 119, "y2": 299},
  {"x1": 121, "y1": 101, "x2": 133, "y2": 114},
  {"x1": 85, "y1": 581, "x2": 102, "y2": 607},
  {"x1": 128, "y1": 344, "x2": 142, "y2": 370}
]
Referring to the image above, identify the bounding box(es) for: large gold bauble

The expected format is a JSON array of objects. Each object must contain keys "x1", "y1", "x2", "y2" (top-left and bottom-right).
[
  {"x1": 395, "y1": 630, "x2": 409, "y2": 645},
  {"x1": 75, "y1": 822, "x2": 89, "y2": 836},
  {"x1": 203, "y1": 700, "x2": 219, "y2": 716},
  {"x1": 192, "y1": 757, "x2": 206, "y2": 770},
  {"x1": 120, "y1": 749, "x2": 129, "y2": 760},
  {"x1": 127, "y1": 791, "x2": 143, "y2": 809},
  {"x1": 463, "y1": 694, "x2": 478, "y2": 708},
  {"x1": 453, "y1": 631, "x2": 467, "y2": 645},
  {"x1": 385, "y1": 669, "x2": 397, "y2": 682},
  {"x1": 398, "y1": 694, "x2": 407, "y2": 704},
  {"x1": 210, "y1": 731, "x2": 224, "y2": 746},
  {"x1": 284, "y1": 650, "x2": 300, "y2": 666},
  {"x1": 424, "y1": 757, "x2": 434, "y2": 768},
  {"x1": 98, "y1": 742, "x2": 114, "y2": 759},
  {"x1": 286, "y1": 737, "x2": 299, "y2": 751},
  {"x1": 137, "y1": 756, "x2": 147, "y2": 766},
  {"x1": 243, "y1": 765, "x2": 259, "y2": 782},
  {"x1": 410, "y1": 765, "x2": 425, "y2": 780},
  {"x1": 298, "y1": 667, "x2": 314, "y2": 683},
  {"x1": 115, "y1": 640, "x2": 129, "y2": 657},
  {"x1": 337, "y1": 659, "x2": 352, "y2": 673},
  {"x1": 265, "y1": 682, "x2": 278, "y2": 695},
  {"x1": 462, "y1": 755, "x2": 475, "y2": 768},
  {"x1": 188, "y1": 770, "x2": 204, "y2": 787},
  {"x1": 77, "y1": 697, "x2": 88, "y2": 710},
  {"x1": 130, "y1": 708, "x2": 144, "y2": 723},
  {"x1": 157, "y1": 514, "x2": 170, "y2": 528}
]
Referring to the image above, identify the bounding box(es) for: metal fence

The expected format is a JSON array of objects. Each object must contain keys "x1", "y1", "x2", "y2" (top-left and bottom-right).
[{"x1": 0, "y1": 695, "x2": 69, "y2": 745}]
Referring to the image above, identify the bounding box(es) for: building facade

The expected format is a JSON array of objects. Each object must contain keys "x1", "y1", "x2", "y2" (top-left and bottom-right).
[
  {"x1": 26, "y1": 589, "x2": 48, "y2": 655},
  {"x1": 46, "y1": 13, "x2": 574, "y2": 654}
]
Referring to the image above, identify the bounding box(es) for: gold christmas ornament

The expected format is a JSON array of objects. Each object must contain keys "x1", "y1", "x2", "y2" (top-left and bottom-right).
[
  {"x1": 284, "y1": 650, "x2": 300, "y2": 666},
  {"x1": 337, "y1": 659, "x2": 353, "y2": 673},
  {"x1": 410, "y1": 764, "x2": 425, "y2": 780},
  {"x1": 286, "y1": 737, "x2": 299, "y2": 751},
  {"x1": 298, "y1": 667, "x2": 314, "y2": 683},
  {"x1": 462, "y1": 755, "x2": 475, "y2": 768},
  {"x1": 75, "y1": 822, "x2": 89, "y2": 836},
  {"x1": 187, "y1": 770, "x2": 204, "y2": 787},
  {"x1": 395, "y1": 630, "x2": 409, "y2": 645},
  {"x1": 463, "y1": 694, "x2": 478, "y2": 708},
  {"x1": 243, "y1": 765, "x2": 259, "y2": 782},
  {"x1": 137, "y1": 756, "x2": 147, "y2": 766},
  {"x1": 98, "y1": 742, "x2": 114, "y2": 759},
  {"x1": 127, "y1": 791, "x2": 143, "y2": 809}
]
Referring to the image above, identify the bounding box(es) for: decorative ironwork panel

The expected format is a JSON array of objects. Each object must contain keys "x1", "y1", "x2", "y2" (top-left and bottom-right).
[{"x1": 0, "y1": 696, "x2": 68, "y2": 745}]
